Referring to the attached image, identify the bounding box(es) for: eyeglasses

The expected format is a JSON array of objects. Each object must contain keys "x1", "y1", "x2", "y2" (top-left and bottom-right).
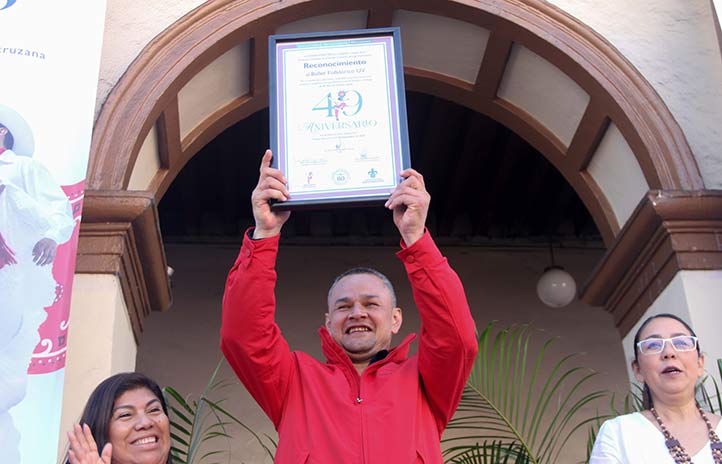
[{"x1": 636, "y1": 335, "x2": 698, "y2": 355}]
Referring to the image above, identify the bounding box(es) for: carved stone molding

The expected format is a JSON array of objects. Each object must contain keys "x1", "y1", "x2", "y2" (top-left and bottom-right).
[
  {"x1": 76, "y1": 190, "x2": 171, "y2": 341},
  {"x1": 581, "y1": 190, "x2": 722, "y2": 336}
]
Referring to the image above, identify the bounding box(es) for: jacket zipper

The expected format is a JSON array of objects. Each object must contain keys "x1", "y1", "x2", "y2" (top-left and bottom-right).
[
  {"x1": 355, "y1": 366, "x2": 364, "y2": 464},
  {"x1": 324, "y1": 333, "x2": 407, "y2": 463},
  {"x1": 356, "y1": 363, "x2": 379, "y2": 464},
  {"x1": 358, "y1": 379, "x2": 365, "y2": 464}
]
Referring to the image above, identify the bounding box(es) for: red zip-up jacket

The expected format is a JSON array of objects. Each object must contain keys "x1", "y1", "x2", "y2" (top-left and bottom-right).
[{"x1": 221, "y1": 230, "x2": 478, "y2": 463}]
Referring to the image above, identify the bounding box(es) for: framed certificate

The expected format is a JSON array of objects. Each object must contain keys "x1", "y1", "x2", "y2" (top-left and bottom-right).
[{"x1": 269, "y1": 27, "x2": 411, "y2": 209}]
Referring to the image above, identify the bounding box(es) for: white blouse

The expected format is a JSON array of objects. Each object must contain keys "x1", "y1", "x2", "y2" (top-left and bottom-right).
[{"x1": 590, "y1": 412, "x2": 722, "y2": 464}]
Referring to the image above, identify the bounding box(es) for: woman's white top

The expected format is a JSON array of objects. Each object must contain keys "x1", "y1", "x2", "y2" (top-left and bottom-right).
[{"x1": 590, "y1": 412, "x2": 722, "y2": 464}]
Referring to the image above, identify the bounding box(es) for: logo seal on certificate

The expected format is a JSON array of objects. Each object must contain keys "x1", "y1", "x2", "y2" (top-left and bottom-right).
[{"x1": 269, "y1": 27, "x2": 411, "y2": 209}]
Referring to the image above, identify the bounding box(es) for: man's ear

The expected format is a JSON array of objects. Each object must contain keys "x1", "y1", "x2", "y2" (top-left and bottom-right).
[
  {"x1": 391, "y1": 307, "x2": 402, "y2": 334},
  {"x1": 325, "y1": 312, "x2": 331, "y2": 330}
]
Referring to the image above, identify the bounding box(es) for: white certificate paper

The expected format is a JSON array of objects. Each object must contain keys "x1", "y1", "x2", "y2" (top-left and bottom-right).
[{"x1": 271, "y1": 30, "x2": 409, "y2": 207}]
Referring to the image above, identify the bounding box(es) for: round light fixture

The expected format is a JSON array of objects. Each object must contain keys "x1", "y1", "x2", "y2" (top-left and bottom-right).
[{"x1": 536, "y1": 265, "x2": 577, "y2": 308}]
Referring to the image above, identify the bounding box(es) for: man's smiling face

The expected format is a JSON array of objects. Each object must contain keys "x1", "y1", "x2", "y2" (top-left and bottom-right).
[{"x1": 325, "y1": 273, "x2": 402, "y2": 366}]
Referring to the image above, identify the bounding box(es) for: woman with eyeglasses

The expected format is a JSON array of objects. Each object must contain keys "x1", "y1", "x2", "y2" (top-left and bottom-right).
[{"x1": 590, "y1": 313, "x2": 722, "y2": 463}]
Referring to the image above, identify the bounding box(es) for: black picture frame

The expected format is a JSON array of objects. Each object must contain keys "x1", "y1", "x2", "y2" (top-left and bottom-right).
[{"x1": 268, "y1": 27, "x2": 411, "y2": 210}]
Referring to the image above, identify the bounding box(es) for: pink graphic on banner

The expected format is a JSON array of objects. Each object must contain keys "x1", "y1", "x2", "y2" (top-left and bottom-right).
[{"x1": 28, "y1": 180, "x2": 84, "y2": 374}]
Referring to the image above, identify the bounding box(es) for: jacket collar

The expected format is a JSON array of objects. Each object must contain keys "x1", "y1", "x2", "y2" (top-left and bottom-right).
[{"x1": 318, "y1": 326, "x2": 416, "y2": 368}]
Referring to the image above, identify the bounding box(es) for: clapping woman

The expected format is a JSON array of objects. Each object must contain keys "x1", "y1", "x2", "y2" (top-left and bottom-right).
[
  {"x1": 590, "y1": 313, "x2": 722, "y2": 463},
  {"x1": 66, "y1": 373, "x2": 172, "y2": 464}
]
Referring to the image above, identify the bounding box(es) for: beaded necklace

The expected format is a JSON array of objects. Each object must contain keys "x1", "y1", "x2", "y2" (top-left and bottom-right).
[{"x1": 649, "y1": 405, "x2": 722, "y2": 464}]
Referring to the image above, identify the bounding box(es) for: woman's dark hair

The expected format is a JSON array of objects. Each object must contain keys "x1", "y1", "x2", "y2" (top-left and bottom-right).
[
  {"x1": 632, "y1": 313, "x2": 700, "y2": 409},
  {"x1": 66, "y1": 372, "x2": 172, "y2": 464}
]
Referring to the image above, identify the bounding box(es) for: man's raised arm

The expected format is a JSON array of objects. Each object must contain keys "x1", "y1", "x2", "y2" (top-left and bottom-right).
[
  {"x1": 386, "y1": 169, "x2": 478, "y2": 432},
  {"x1": 220, "y1": 150, "x2": 293, "y2": 428}
]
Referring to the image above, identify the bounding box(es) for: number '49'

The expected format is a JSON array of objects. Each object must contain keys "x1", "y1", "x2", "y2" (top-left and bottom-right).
[{"x1": 312, "y1": 91, "x2": 363, "y2": 119}]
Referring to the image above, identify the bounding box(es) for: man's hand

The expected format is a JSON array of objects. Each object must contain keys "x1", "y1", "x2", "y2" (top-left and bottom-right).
[
  {"x1": 251, "y1": 150, "x2": 291, "y2": 239},
  {"x1": 32, "y1": 237, "x2": 57, "y2": 266},
  {"x1": 385, "y1": 169, "x2": 430, "y2": 246},
  {"x1": 67, "y1": 423, "x2": 112, "y2": 464}
]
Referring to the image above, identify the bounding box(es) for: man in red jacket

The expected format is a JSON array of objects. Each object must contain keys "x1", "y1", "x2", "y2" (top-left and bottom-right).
[{"x1": 221, "y1": 150, "x2": 478, "y2": 463}]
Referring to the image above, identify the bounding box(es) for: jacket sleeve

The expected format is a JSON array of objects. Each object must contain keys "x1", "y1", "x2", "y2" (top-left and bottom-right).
[
  {"x1": 220, "y1": 229, "x2": 294, "y2": 428},
  {"x1": 397, "y1": 230, "x2": 478, "y2": 433}
]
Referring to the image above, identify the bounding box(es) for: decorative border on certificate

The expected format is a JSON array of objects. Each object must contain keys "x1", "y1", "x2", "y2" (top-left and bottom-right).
[{"x1": 269, "y1": 28, "x2": 411, "y2": 209}]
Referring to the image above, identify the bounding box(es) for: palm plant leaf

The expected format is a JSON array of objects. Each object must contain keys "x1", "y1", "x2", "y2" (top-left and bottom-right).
[
  {"x1": 444, "y1": 441, "x2": 531, "y2": 464},
  {"x1": 699, "y1": 359, "x2": 722, "y2": 414},
  {"x1": 710, "y1": 359, "x2": 722, "y2": 414},
  {"x1": 444, "y1": 322, "x2": 606, "y2": 464},
  {"x1": 163, "y1": 359, "x2": 277, "y2": 463},
  {"x1": 201, "y1": 397, "x2": 277, "y2": 459},
  {"x1": 163, "y1": 361, "x2": 230, "y2": 464}
]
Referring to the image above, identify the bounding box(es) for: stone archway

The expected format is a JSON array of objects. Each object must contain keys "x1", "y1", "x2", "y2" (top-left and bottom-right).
[
  {"x1": 82, "y1": 0, "x2": 709, "y2": 338},
  {"x1": 89, "y1": 0, "x2": 700, "y2": 237}
]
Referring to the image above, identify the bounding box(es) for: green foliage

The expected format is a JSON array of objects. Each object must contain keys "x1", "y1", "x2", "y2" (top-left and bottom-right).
[
  {"x1": 443, "y1": 323, "x2": 606, "y2": 464},
  {"x1": 162, "y1": 360, "x2": 277, "y2": 464},
  {"x1": 699, "y1": 359, "x2": 722, "y2": 414},
  {"x1": 445, "y1": 442, "x2": 531, "y2": 464}
]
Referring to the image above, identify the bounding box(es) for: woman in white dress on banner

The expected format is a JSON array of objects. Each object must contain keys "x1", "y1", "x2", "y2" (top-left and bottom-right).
[{"x1": 0, "y1": 104, "x2": 74, "y2": 462}]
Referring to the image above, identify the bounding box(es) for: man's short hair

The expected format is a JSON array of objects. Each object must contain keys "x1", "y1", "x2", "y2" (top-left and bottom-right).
[
  {"x1": 328, "y1": 267, "x2": 397, "y2": 308},
  {"x1": 0, "y1": 123, "x2": 14, "y2": 150}
]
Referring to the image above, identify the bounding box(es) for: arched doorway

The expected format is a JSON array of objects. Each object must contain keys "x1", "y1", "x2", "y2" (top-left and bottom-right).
[
  {"x1": 88, "y1": 0, "x2": 700, "y2": 239},
  {"x1": 81, "y1": 0, "x2": 715, "y2": 341}
]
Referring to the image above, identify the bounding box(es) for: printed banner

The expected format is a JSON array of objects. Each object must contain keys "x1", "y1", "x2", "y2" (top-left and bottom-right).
[{"x1": 0, "y1": 1, "x2": 107, "y2": 463}]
